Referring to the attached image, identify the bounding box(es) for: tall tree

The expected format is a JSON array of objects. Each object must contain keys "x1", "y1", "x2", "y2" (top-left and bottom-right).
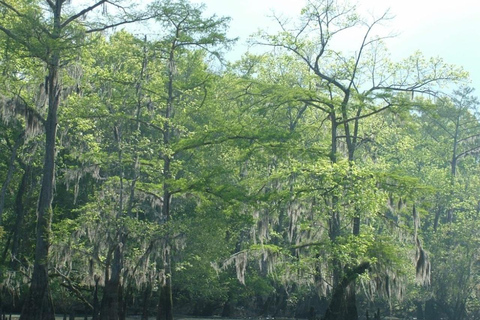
[
  {"x1": 252, "y1": 0, "x2": 466, "y2": 319},
  {"x1": 412, "y1": 87, "x2": 480, "y2": 320},
  {"x1": 146, "y1": 1, "x2": 234, "y2": 318},
  {"x1": 420, "y1": 87, "x2": 480, "y2": 225},
  {"x1": 0, "y1": 1, "x2": 148, "y2": 319}
]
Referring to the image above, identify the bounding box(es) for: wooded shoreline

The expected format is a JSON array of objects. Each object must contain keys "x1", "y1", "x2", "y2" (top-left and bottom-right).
[{"x1": 0, "y1": 1, "x2": 478, "y2": 320}]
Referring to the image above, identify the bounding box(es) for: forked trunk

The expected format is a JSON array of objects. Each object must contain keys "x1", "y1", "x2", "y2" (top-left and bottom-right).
[{"x1": 323, "y1": 262, "x2": 369, "y2": 320}]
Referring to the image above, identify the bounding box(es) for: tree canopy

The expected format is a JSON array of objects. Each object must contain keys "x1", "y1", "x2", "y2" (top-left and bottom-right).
[{"x1": 0, "y1": 1, "x2": 478, "y2": 320}]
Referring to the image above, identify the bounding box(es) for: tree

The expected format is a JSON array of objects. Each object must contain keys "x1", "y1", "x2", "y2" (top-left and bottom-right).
[
  {"x1": 0, "y1": 1, "x2": 149, "y2": 319},
  {"x1": 0, "y1": 0, "x2": 476, "y2": 318},
  {"x1": 411, "y1": 87, "x2": 480, "y2": 320},
  {"x1": 144, "y1": 1, "x2": 234, "y2": 319},
  {"x1": 251, "y1": 0, "x2": 466, "y2": 319},
  {"x1": 49, "y1": 1, "x2": 236, "y2": 317},
  {"x1": 419, "y1": 87, "x2": 480, "y2": 226}
]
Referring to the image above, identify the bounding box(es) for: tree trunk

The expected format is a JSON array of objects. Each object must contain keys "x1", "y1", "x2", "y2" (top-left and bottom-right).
[
  {"x1": 92, "y1": 276, "x2": 100, "y2": 320},
  {"x1": 0, "y1": 291, "x2": 3, "y2": 320},
  {"x1": 323, "y1": 262, "x2": 369, "y2": 320},
  {"x1": 157, "y1": 45, "x2": 175, "y2": 320},
  {"x1": 157, "y1": 239, "x2": 173, "y2": 320},
  {"x1": 416, "y1": 301, "x2": 424, "y2": 320},
  {"x1": 100, "y1": 245, "x2": 123, "y2": 320},
  {"x1": 156, "y1": 279, "x2": 173, "y2": 320},
  {"x1": 99, "y1": 271, "x2": 120, "y2": 320},
  {"x1": 19, "y1": 262, "x2": 55, "y2": 320},
  {"x1": 10, "y1": 165, "x2": 30, "y2": 270},
  {"x1": 424, "y1": 298, "x2": 439, "y2": 320},
  {"x1": 141, "y1": 284, "x2": 152, "y2": 320},
  {"x1": 19, "y1": 47, "x2": 60, "y2": 320},
  {"x1": 119, "y1": 282, "x2": 128, "y2": 320}
]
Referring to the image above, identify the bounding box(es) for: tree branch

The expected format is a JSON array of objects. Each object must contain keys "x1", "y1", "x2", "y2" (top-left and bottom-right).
[
  {"x1": 455, "y1": 145, "x2": 480, "y2": 161},
  {"x1": 45, "y1": 0, "x2": 55, "y2": 10},
  {"x1": 51, "y1": 269, "x2": 94, "y2": 310},
  {"x1": 174, "y1": 135, "x2": 259, "y2": 154},
  {"x1": 0, "y1": 1, "x2": 25, "y2": 17},
  {"x1": 61, "y1": 0, "x2": 109, "y2": 28},
  {"x1": 337, "y1": 103, "x2": 392, "y2": 125},
  {"x1": 85, "y1": 14, "x2": 154, "y2": 33}
]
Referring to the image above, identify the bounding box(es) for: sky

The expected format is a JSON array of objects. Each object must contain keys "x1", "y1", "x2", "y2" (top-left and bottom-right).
[{"x1": 189, "y1": 0, "x2": 480, "y2": 96}]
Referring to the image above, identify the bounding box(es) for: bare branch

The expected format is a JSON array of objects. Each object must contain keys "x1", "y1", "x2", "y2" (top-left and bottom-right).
[
  {"x1": 300, "y1": 99, "x2": 333, "y2": 113},
  {"x1": 455, "y1": 145, "x2": 480, "y2": 161},
  {"x1": 52, "y1": 269, "x2": 94, "y2": 310},
  {"x1": 337, "y1": 103, "x2": 392, "y2": 126},
  {"x1": 136, "y1": 188, "x2": 163, "y2": 203},
  {"x1": 457, "y1": 132, "x2": 480, "y2": 144},
  {"x1": 61, "y1": 0, "x2": 109, "y2": 28},
  {"x1": 349, "y1": 10, "x2": 391, "y2": 91},
  {"x1": 45, "y1": 0, "x2": 55, "y2": 10},
  {"x1": 86, "y1": 14, "x2": 154, "y2": 33}
]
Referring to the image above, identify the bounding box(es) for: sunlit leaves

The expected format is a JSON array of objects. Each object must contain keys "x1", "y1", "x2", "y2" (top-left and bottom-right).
[{"x1": 149, "y1": 0, "x2": 235, "y2": 59}]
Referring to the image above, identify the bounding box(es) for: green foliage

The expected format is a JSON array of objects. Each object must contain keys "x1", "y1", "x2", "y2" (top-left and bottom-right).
[{"x1": 0, "y1": 1, "x2": 478, "y2": 319}]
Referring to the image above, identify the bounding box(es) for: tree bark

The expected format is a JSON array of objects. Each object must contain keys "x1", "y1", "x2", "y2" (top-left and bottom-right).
[
  {"x1": 323, "y1": 262, "x2": 369, "y2": 320},
  {"x1": 141, "y1": 284, "x2": 152, "y2": 320},
  {"x1": 100, "y1": 244, "x2": 123, "y2": 320},
  {"x1": 19, "y1": 43, "x2": 60, "y2": 320},
  {"x1": 156, "y1": 279, "x2": 173, "y2": 320},
  {"x1": 156, "y1": 38, "x2": 175, "y2": 320},
  {"x1": 119, "y1": 282, "x2": 126, "y2": 320},
  {"x1": 10, "y1": 165, "x2": 30, "y2": 270},
  {"x1": 92, "y1": 276, "x2": 100, "y2": 320}
]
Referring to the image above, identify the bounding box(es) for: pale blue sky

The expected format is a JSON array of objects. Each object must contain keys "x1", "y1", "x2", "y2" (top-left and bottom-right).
[{"x1": 191, "y1": 0, "x2": 480, "y2": 96}]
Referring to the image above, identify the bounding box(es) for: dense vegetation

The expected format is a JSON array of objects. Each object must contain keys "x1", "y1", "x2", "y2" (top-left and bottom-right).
[{"x1": 0, "y1": 1, "x2": 478, "y2": 320}]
